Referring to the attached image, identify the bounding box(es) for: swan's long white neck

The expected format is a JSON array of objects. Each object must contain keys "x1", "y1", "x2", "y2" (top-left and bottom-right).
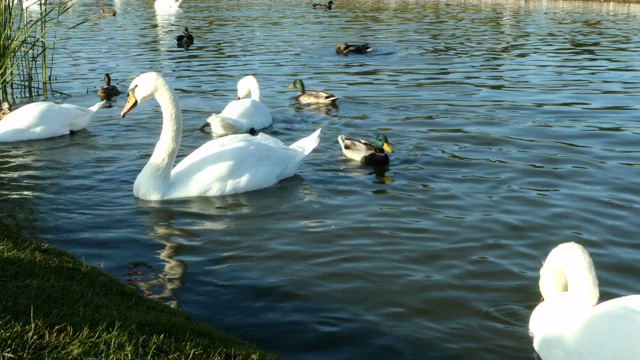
[
  {"x1": 134, "y1": 80, "x2": 182, "y2": 200},
  {"x1": 249, "y1": 82, "x2": 261, "y2": 101},
  {"x1": 539, "y1": 242, "x2": 599, "y2": 307},
  {"x1": 238, "y1": 76, "x2": 262, "y2": 102}
]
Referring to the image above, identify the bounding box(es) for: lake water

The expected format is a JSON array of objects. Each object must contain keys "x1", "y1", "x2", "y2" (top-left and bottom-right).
[{"x1": 2, "y1": 0, "x2": 640, "y2": 358}]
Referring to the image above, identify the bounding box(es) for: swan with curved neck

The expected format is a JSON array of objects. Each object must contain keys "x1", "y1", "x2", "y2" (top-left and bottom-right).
[
  {"x1": 529, "y1": 242, "x2": 640, "y2": 360},
  {"x1": 121, "y1": 72, "x2": 320, "y2": 200},
  {"x1": 200, "y1": 75, "x2": 272, "y2": 135}
]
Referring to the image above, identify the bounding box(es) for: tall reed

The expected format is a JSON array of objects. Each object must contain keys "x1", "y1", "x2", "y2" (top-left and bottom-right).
[{"x1": 0, "y1": 0, "x2": 78, "y2": 107}]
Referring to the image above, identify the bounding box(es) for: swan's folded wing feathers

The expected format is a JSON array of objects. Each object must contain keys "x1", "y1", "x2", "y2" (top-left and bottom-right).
[
  {"x1": 168, "y1": 134, "x2": 301, "y2": 197},
  {"x1": 211, "y1": 99, "x2": 272, "y2": 135}
]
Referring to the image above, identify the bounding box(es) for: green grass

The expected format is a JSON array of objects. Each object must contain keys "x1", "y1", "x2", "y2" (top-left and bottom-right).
[{"x1": 0, "y1": 220, "x2": 278, "y2": 360}]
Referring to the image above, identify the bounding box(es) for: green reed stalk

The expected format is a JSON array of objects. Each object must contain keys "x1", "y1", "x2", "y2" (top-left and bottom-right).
[{"x1": 0, "y1": 0, "x2": 78, "y2": 106}]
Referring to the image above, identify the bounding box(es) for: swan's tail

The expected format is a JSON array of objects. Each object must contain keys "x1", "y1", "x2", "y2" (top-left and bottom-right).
[
  {"x1": 89, "y1": 100, "x2": 107, "y2": 112},
  {"x1": 290, "y1": 128, "x2": 321, "y2": 155}
]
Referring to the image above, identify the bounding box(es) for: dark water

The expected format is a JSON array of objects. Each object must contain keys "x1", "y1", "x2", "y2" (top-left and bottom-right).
[{"x1": 2, "y1": 0, "x2": 640, "y2": 358}]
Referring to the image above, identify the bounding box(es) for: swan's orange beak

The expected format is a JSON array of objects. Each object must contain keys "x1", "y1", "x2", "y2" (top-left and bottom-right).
[{"x1": 121, "y1": 91, "x2": 138, "y2": 118}]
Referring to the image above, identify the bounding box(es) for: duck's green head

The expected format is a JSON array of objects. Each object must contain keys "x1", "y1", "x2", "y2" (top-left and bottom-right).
[
  {"x1": 288, "y1": 79, "x2": 305, "y2": 94},
  {"x1": 375, "y1": 135, "x2": 393, "y2": 153}
]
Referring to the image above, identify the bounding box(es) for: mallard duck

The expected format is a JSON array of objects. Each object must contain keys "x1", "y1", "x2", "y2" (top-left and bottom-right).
[
  {"x1": 288, "y1": 79, "x2": 338, "y2": 104},
  {"x1": 312, "y1": 0, "x2": 333, "y2": 9},
  {"x1": 97, "y1": 73, "x2": 120, "y2": 99},
  {"x1": 200, "y1": 75, "x2": 273, "y2": 135},
  {"x1": 175, "y1": 27, "x2": 194, "y2": 46},
  {"x1": 529, "y1": 242, "x2": 640, "y2": 360},
  {"x1": 336, "y1": 43, "x2": 372, "y2": 55},
  {"x1": 338, "y1": 134, "x2": 393, "y2": 166},
  {"x1": 0, "y1": 100, "x2": 105, "y2": 142},
  {"x1": 100, "y1": 8, "x2": 116, "y2": 16},
  {"x1": 121, "y1": 72, "x2": 321, "y2": 200}
]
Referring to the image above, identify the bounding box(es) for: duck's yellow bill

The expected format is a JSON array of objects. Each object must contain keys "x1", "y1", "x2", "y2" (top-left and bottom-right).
[{"x1": 383, "y1": 143, "x2": 393, "y2": 153}]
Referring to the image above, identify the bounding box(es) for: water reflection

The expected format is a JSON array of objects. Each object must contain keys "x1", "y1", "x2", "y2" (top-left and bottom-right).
[
  {"x1": 155, "y1": 9, "x2": 179, "y2": 54},
  {"x1": 290, "y1": 101, "x2": 340, "y2": 116},
  {"x1": 128, "y1": 202, "x2": 192, "y2": 308}
]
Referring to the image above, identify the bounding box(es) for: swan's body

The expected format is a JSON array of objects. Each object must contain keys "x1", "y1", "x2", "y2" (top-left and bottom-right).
[
  {"x1": 200, "y1": 75, "x2": 272, "y2": 135},
  {"x1": 338, "y1": 134, "x2": 393, "y2": 166},
  {"x1": 336, "y1": 43, "x2": 372, "y2": 55},
  {"x1": 529, "y1": 242, "x2": 640, "y2": 360},
  {"x1": 121, "y1": 72, "x2": 320, "y2": 200},
  {"x1": 154, "y1": 0, "x2": 183, "y2": 11},
  {"x1": 97, "y1": 73, "x2": 120, "y2": 99},
  {"x1": 0, "y1": 100, "x2": 105, "y2": 142},
  {"x1": 288, "y1": 79, "x2": 338, "y2": 104},
  {"x1": 22, "y1": 0, "x2": 42, "y2": 9}
]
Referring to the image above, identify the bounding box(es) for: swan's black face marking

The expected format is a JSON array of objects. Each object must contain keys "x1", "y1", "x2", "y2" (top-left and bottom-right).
[{"x1": 121, "y1": 86, "x2": 139, "y2": 118}]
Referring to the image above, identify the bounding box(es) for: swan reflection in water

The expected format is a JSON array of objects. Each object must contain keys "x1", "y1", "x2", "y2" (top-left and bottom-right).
[
  {"x1": 128, "y1": 176, "x2": 310, "y2": 307},
  {"x1": 127, "y1": 203, "x2": 195, "y2": 308}
]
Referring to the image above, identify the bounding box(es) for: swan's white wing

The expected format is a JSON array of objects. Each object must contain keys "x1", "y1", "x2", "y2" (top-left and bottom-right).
[
  {"x1": 533, "y1": 295, "x2": 640, "y2": 360},
  {"x1": 569, "y1": 295, "x2": 640, "y2": 360},
  {"x1": 0, "y1": 102, "x2": 102, "y2": 142},
  {"x1": 208, "y1": 98, "x2": 272, "y2": 135},
  {"x1": 167, "y1": 133, "x2": 305, "y2": 198}
]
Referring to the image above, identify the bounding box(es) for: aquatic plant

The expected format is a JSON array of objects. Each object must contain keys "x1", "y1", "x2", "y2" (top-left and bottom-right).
[{"x1": 0, "y1": 0, "x2": 81, "y2": 107}]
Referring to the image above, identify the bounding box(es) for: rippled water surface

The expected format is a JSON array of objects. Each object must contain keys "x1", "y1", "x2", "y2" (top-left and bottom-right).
[{"x1": 3, "y1": 0, "x2": 640, "y2": 358}]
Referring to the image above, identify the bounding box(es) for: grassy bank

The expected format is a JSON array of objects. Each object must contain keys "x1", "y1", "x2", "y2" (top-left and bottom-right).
[{"x1": 0, "y1": 220, "x2": 277, "y2": 360}]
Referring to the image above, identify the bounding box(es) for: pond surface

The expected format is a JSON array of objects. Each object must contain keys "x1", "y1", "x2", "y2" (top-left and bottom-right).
[{"x1": 2, "y1": 0, "x2": 640, "y2": 358}]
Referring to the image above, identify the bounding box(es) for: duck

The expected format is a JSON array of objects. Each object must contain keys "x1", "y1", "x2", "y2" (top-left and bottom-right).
[
  {"x1": 154, "y1": 0, "x2": 184, "y2": 11},
  {"x1": 0, "y1": 100, "x2": 105, "y2": 142},
  {"x1": 336, "y1": 43, "x2": 372, "y2": 55},
  {"x1": 120, "y1": 72, "x2": 321, "y2": 201},
  {"x1": 0, "y1": 101, "x2": 10, "y2": 119},
  {"x1": 100, "y1": 8, "x2": 116, "y2": 16},
  {"x1": 199, "y1": 75, "x2": 273, "y2": 136},
  {"x1": 312, "y1": 0, "x2": 333, "y2": 9},
  {"x1": 338, "y1": 134, "x2": 393, "y2": 166},
  {"x1": 175, "y1": 27, "x2": 194, "y2": 47},
  {"x1": 529, "y1": 242, "x2": 640, "y2": 360},
  {"x1": 97, "y1": 73, "x2": 120, "y2": 99},
  {"x1": 288, "y1": 79, "x2": 338, "y2": 104}
]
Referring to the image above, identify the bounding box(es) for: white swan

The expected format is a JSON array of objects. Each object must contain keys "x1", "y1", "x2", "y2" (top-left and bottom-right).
[
  {"x1": 529, "y1": 242, "x2": 640, "y2": 360},
  {"x1": 154, "y1": 0, "x2": 184, "y2": 11},
  {"x1": 0, "y1": 100, "x2": 105, "y2": 142},
  {"x1": 120, "y1": 72, "x2": 321, "y2": 201},
  {"x1": 200, "y1": 75, "x2": 273, "y2": 136}
]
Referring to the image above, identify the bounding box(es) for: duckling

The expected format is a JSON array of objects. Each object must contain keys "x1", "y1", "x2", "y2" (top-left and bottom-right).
[
  {"x1": 336, "y1": 43, "x2": 372, "y2": 55},
  {"x1": 97, "y1": 73, "x2": 120, "y2": 100},
  {"x1": 288, "y1": 79, "x2": 338, "y2": 104},
  {"x1": 175, "y1": 27, "x2": 194, "y2": 47},
  {"x1": 100, "y1": 8, "x2": 117, "y2": 16},
  {"x1": 338, "y1": 134, "x2": 393, "y2": 166},
  {"x1": 312, "y1": 0, "x2": 333, "y2": 9}
]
